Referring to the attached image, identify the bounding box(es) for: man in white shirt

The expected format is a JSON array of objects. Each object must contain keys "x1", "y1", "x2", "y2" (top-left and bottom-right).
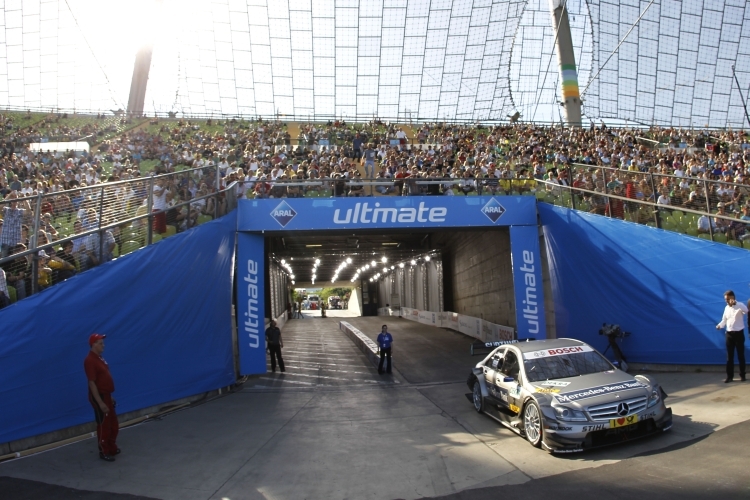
[{"x1": 716, "y1": 290, "x2": 748, "y2": 383}]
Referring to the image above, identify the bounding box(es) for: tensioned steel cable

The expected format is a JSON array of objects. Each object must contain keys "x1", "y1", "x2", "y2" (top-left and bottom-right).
[{"x1": 63, "y1": 0, "x2": 124, "y2": 109}]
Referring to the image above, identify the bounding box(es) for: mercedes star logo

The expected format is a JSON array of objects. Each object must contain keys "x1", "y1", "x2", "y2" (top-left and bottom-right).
[{"x1": 616, "y1": 402, "x2": 630, "y2": 416}]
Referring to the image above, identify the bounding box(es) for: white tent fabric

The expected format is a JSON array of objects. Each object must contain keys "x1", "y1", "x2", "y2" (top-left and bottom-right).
[{"x1": 0, "y1": 0, "x2": 749, "y2": 126}]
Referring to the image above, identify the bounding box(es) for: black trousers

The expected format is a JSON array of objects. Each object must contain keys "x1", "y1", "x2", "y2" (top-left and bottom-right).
[
  {"x1": 378, "y1": 347, "x2": 392, "y2": 374},
  {"x1": 725, "y1": 330, "x2": 746, "y2": 379},
  {"x1": 269, "y1": 344, "x2": 285, "y2": 372}
]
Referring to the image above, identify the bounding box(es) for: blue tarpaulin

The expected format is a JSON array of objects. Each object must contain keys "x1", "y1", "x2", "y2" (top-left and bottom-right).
[
  {"x1": 0, "y1": 212, "x2": 237, "y2": 444},
  {"x1": 539, "y1": 204, "x2": 750, "y2": 364}
]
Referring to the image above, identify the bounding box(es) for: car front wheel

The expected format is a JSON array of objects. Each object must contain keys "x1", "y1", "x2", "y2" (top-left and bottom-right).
[
  {"x1": 472, "y1": 380, "x2": 484, "y2": 413},
  {"x1": 523, "y1": 400, "x2": 543, "y2": 447}
]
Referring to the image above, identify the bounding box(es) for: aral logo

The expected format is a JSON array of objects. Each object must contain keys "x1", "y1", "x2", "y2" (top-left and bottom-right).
[
  {"x1": 271, "y1": 201, "x2": 297, "y2": 227},
  {"x1": 481, "y1": 198, "x2": 506, "y2": 223}
]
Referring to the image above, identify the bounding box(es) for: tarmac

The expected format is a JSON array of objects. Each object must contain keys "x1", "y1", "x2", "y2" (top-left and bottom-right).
[{"x1": 1, "y1": 313, "x2": 749, "y2": 500}]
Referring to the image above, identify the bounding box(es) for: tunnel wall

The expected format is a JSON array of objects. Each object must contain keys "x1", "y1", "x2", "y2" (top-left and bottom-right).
[
  {"x1": 377, "y1": 260, "x2": 442, "y2": 311},
  {"x1": 433, "y1": 230, "x2": 516, "y2": 327}
]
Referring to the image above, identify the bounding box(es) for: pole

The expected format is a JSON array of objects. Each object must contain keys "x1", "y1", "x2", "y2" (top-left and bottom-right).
[
  {"x1": 731, "y1": 65, "x2": 750, "y2": 128},
  {"x1": 548, "y1": 0, "x2": 582, "y2": 127},
  {"x1": 30, "y1": 193, "x2": 43, "y2": 295},
  {"x1": 147, "y1": 176, "x2": 154, "y2": 245}
]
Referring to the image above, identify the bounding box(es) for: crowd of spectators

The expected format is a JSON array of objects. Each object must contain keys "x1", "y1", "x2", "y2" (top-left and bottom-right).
[{"x1": 2, "y1": 112, "x2": 750, "y2": 307}]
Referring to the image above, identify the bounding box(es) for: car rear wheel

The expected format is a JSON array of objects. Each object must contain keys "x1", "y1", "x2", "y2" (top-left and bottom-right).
[
  {"x1": 523, "y1": 400, "x2": 543, "y2": 447},
  {"x1": 472, "y1": 380, "x2": 484, "y2": 413}
]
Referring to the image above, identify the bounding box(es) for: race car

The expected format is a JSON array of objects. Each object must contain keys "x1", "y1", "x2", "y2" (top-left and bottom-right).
[{"x1": 467, "y1": 338, "x2": 672, "y2": 453}]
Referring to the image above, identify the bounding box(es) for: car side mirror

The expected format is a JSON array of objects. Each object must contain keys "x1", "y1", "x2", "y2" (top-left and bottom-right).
[{"x1": 503, "y1": 376, "x2": 515, "y2": 383}]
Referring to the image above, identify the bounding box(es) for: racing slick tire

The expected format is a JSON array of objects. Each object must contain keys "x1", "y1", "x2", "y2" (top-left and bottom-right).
[
  {"x1": 472, "y1": 380, "x2": 485, "y2": 413},
  {"x1": 523, "y1": 400, "x2": 543, "y2": 448}
]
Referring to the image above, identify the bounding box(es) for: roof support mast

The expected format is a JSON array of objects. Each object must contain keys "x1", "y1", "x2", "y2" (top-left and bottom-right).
[{"x1": 548, "y1": 0, "x2": 581, "y2": 127}]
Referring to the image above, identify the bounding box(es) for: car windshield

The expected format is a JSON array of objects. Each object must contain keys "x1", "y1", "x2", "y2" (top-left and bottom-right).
[{"x1": 523, "y1": 351, "x2": 613, "y2": 383}]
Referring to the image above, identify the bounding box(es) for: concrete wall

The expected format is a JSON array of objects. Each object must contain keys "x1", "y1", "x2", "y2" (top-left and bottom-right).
[{"x1": 434, "y1": 229, "x2": 516, "y2": 327}]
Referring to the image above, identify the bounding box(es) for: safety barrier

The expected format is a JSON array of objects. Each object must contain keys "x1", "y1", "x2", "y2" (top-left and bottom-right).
[
  {"x1": 339, "y1": 321, "x2": 383, "y2": 368},
  {"x1": 398, "y1": 307, "x2": 515, "y2": 343}
]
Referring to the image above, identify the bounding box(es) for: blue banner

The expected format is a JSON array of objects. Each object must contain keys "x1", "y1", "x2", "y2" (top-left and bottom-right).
[
  {"x1": 540, "y1": 203, "x2": 750, "y2": 364},
  {"x1": 236, "y1": 232, "x2": 267, "y2": 375},
  {"x1": 238, "y1": 196, "x2": 537, "y2": 232},
  {"x1": 510, "y1": 225, "x2": 547, "y2": 340},
  {"x1": 0, "y1": 214, "x2": 236, "y2": 444}
]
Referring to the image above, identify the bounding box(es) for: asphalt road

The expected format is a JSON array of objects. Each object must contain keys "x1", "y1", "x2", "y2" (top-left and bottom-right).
[{"x1": 1, "y1": 317, "x2": 748, "y2": 500}]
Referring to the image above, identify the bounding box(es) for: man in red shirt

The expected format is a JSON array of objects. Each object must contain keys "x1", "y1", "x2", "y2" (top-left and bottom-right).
[{"x1": 84, "y1": 333, "x2": 119, "y2": 462}]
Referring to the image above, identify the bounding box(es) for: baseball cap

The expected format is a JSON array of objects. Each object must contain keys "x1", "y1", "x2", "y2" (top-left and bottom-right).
[{"x1": 89, "y1": 333, "x2": 106, "y2": 346}]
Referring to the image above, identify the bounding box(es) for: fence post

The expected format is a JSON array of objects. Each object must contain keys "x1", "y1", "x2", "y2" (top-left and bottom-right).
[
  {"x1": 702, "y1": 178, "x2": 714, "y2": 241},
  {"x1": 648, "y1": 172, "x2": 661, "y2": 228},
  {"x1": 568, "y1": 165, "x2": 576, "y2": 210},
  {"x1": 98, "y1": 184, "x2": 105, "y2": 263},
  {"x1": 30, "y1": 192, "x2": 43, "y2": 295},
  {"x1": 147, "y1": 176, "x2": 154, "y2": 245},
  {"x1": 215, "y1": 164, "x2": 221, "y2": 219}
]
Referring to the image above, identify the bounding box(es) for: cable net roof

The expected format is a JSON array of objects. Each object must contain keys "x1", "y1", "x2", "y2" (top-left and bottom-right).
[{"x1": 1, "y1": 0, "x2": 749, "y2": 126}]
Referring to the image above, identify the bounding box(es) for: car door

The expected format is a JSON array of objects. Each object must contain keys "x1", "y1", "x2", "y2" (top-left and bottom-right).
[
  {"x1": 483, "y1": 348, "x2": 506, "y2": 405},
  {"x1": 495, "y1": 349, "x2": 523, "y2": 414}
]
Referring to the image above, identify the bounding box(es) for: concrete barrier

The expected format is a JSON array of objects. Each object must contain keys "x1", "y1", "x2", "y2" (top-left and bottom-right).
[{"x1": 339, "y1": 321, "x2": 390, "y2": 369}]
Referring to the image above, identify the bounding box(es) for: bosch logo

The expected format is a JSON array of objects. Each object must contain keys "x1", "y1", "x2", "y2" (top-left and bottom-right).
[
  {"x1": 270, "y1": 201, "x2": 297, "y2": 227},
  {"x1": 616, "y1": 402, "x2": 630, "y2": 416},
  {"x1": 547, "y1": 346, "x2": 584, "y2": 355},
  {"x1": 480, "y1": 198, "x2": 506, "y2": 223}
]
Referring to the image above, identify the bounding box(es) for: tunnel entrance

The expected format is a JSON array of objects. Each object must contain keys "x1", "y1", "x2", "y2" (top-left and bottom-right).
[{"x1": 237, "y1": 196, "x2": 544, "y2": 375}]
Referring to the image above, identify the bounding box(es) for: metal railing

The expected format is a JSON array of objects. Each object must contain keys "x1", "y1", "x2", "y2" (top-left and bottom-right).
[
  {"x1": 0, "y1": 164, "x2": 236, "y2": 304},
  {"x1": 534, "y1": 163, "x2": 750, "y2": 246}
]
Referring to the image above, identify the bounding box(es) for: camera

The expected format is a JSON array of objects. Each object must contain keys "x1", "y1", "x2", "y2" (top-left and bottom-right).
[{"x1": 599, "y1": 323, "x2": 630, "y2": 339}]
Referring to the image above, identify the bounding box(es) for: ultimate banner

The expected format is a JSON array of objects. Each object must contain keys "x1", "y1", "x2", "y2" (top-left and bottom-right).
[
  {"x1": 510, "y1": 225, "x2": 547, "y2": 340},
  {"x1": 236, "y1": 232, "x2": 267, "y2": 375},
  {"x1": 237, "y1": 196, "x2": 537, "y2": 231}
]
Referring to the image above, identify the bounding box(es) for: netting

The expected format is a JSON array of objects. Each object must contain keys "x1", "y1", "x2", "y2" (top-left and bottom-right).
[{"x1": 1, "y1": 0, "x2": 750, "y2": 126}]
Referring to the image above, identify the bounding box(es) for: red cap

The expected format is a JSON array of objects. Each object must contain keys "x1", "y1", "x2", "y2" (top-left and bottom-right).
[{"x1": 89, "y1": 333, "x2": 106, "y2": 346}]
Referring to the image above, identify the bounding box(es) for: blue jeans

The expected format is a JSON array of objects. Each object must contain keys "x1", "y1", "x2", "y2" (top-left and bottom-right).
[{"x1": 364, "y1": 162, "x2": 374, "y2": 179}]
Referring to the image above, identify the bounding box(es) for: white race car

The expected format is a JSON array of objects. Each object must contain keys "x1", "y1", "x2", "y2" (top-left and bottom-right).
[{"x1": 467, "y1": 338, "x2": 672, "y2": 453}]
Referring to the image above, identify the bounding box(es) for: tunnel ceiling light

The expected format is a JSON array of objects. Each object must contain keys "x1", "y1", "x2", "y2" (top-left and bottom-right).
[
  {"x1": 381, "y1": 256, "x2": 387, "y2": 263},
  {"x1": 398, "y1": 263, "x2": 405, "y2": 268},
  {"x1": 410, "y1": 260, "x2": 416, "y2": 265},
  {"x1": 425, "y1": 256, "x2": 431, "y2": 262},
  {"x1": 346, "y1": 257, "x2": 352, "y2": 263},
  {"x1": 291, "y1": 280, "x2": 295, "y2": 284},
  {"x1": 365, "y1": 264, "x2": 370, "y2": 269},
  {"x1": 381, "y1": 242, "x2": 398, "y2": 246},
  {"x1": 306, "y1": 244, "x2": 322, "y2": 248},
  {"x1": 391, "y1": 265, "x2": 395, "y2": 269},
  {"x1": 315, "y1": 259, "x2": 321, "y2": 264},
  {"x1": 383, "y1": 267, "x2": 388, "y2": 273},
  {"x1": 281, "y1": 259, "x2": 286, "y2": 264},
  {"x1": 371, "y1": 260, "x2": 376, "y2": 266}
]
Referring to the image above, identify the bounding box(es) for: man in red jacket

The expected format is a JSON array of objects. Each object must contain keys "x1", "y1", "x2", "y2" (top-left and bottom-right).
[{"x1": 84, "y1": 333, "x2": 120, "y2": 462}]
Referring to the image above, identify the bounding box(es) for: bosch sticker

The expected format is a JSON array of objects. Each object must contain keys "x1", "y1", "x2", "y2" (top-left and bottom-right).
[{"x1": 523, "y1": 345, "x2": 594, "y2": 360}]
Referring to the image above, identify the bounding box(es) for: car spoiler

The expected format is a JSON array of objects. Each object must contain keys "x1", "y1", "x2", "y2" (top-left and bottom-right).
[{"x1": 470, "y1": 338, "x2": 536, "y2": 356}]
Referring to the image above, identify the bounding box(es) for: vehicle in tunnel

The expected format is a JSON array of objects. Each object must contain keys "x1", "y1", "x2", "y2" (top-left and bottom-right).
[{"x1": 467, "y1": 339, "x2": 672, "y2": 453}]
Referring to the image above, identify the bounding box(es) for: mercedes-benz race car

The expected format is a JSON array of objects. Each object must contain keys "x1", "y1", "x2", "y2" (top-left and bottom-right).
[{"x1": 467, "y1": 338, "x2": 672, "y2": 453}]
